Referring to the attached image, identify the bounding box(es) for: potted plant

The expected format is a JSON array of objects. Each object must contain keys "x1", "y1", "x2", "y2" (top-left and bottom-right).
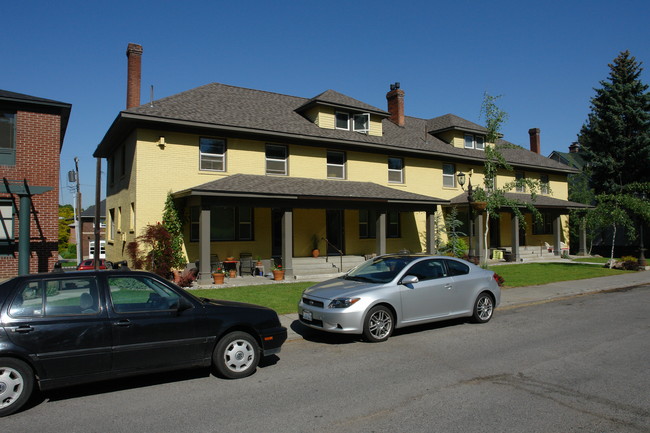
[
  {"x1": 271, "y1": 263, "x2": 285, "y2": 281},
  {"x1": 211, "y1": 266, "x2": 225, "y2": 284},
  {"x1": 311, "y1": 235, "x2": 320, "y2": 258}
]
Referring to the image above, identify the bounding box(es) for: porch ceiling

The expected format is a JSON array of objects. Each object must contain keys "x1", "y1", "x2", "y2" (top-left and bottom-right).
[
  {"x1": 173, "y1": 174, "x2": 448, "y2": 207},
  {"x1": 449, "y1": 191, "x2": 593, "y2": 210}
]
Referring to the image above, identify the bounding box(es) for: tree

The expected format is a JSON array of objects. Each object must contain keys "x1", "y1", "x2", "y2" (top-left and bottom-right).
[
  {"x1": 472, "y1": 93, "x2": 543, "y2": 265},
  {"x1": 579, "y1": 50, "x2": 650, "y2": 196},
  {"x1": 58, "y1": 204, "x2": 74, "y2": 255},
  {"x1": 161, "y1": 191, "x2": 186, "y2": 270}
]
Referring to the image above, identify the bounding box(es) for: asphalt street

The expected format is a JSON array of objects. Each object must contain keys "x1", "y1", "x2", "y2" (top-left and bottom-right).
[{"x1": 3, "y1": 278, "x2": 649, "y2": 432}]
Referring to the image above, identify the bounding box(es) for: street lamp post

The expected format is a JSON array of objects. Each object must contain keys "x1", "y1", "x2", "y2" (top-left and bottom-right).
[{"x1": 457, "y1": 171, "x2": 474, "y2": 259}]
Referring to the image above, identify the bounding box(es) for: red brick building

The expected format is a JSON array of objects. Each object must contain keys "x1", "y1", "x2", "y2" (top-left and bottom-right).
[{"x1": 0, "y1": 90, "x2": 71, "y2": 278}]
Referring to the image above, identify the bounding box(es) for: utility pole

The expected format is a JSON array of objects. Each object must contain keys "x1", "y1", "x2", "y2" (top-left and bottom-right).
[{"x1": 68, "y1": 158, "x2": 82, "y2": 265}]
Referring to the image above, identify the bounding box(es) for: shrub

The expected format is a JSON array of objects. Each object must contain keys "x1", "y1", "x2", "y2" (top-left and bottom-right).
[{"x1": 620, "y1": 256, "x2": 640, "y2": 271}]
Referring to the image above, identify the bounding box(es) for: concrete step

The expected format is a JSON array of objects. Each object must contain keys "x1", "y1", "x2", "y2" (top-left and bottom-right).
[{"x1": 291, "y1": 255, "x2": 365, "y2": 277}]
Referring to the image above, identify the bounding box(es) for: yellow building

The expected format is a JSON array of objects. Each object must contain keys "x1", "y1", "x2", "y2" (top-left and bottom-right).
[{"x1": 93, "y1": 45, "x2": 587, "y2": 282}]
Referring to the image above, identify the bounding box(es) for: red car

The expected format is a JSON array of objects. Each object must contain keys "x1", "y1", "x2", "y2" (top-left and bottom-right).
[{"x1": 76, "y1": 259, "x2": 110, "y2": 270}]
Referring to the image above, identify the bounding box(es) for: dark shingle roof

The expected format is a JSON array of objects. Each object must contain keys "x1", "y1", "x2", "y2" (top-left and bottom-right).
[
  {"x1": 81, "y1": 199, "x2": 106, "y2": 217},
  {"x1": 176, "y1": 174, "x2": 447, "y2": 204},
  {"x1": 0, "y1": 89, "x2": 70, "y2": 106},
  {"x1": 449, "y1": 191, "x2": 592, "y2": 209},
  {"x1": 96, "y1": 82, "x2": 577, "y2": 174},
  {"x1": 298, "y1": 89, "x2": 389, "y2": 116}
]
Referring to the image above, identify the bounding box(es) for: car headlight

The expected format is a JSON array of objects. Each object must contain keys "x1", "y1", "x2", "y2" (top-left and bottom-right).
[{"x1": 328, "y1": 298, "x2": 360, "y2": 309}]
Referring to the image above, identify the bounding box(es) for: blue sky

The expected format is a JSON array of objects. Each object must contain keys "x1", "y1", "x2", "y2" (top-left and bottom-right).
[{"x1": 3, "y1": 0, "x2": 649, "y2": 208}]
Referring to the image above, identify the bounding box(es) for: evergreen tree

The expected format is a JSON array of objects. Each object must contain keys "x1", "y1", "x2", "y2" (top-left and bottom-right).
[{"x1": 579, "y1": 50, "x2": 650, "y2": 195}]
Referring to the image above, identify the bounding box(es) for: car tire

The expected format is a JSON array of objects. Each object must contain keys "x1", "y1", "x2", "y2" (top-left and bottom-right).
[
  {"x1": 363, "y1": 305, "x2": 394, "y2": 343},
  {"x1": 0, "y1": 358, "x2": 34, "y2": 417},
  {"x1": 213, "y1": 331, "x2": 260, "y2": 379},
  {"x1": 472, "y1": 292, "x2": 494, "y2": 323}
]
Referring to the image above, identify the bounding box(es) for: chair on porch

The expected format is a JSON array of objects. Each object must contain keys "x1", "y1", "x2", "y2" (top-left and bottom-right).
[
  {"x1": 239, "y1": 253, "x2": 255, "y2": 276},
  {"x1": 544, "y1": 242, "x2": 553, "y2": 253}
]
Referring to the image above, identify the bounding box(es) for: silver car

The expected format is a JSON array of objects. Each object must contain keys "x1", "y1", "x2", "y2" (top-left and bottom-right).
[{"x1": 298, "y1": 254, "x2": 501, "y2": 342}]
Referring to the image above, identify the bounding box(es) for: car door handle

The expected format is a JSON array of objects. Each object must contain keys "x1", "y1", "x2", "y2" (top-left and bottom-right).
[
  {"x1": 444, "y1": 284, "x2": 453, "y2": 290},
  {"x1": 11, "y1": 325, "x2": 35, "y2": 333},
  {"x1": 114, "y1": 319, "x2": 132, "y2": 327}
]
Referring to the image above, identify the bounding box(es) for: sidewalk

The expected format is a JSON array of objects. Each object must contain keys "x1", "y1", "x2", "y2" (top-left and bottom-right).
[{"x1": 279, "y1": 271, "x2": 650, "y2": 341}]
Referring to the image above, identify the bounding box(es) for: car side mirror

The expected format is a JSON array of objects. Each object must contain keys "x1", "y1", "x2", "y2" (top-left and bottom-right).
[
  {"x1": 401, "y1": 275, "x2": 419, "y2": 285},
  {"x1": 175, "y1": 297, "x2": 194, "y2": 314}
]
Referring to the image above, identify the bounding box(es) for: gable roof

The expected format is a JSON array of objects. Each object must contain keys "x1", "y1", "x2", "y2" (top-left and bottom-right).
[
  {"x1": 427, "y1": 113, "x2": 488, "y2": 135},
  {"x1": 549, "y1": 150, "x2": 586, "y2": 170},
  {"x1": 94, "y1": 82, "x2": 577, "y2": 174},
  {"x1": 449, "y1": 191, "x2": 592, "y2": 209},
  {"x1": 297, "y1": 89, "x2": 389, "y2": 116}
]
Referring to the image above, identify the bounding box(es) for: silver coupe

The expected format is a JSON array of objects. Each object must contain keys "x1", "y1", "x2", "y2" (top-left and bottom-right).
[{"x1": 298, "y1": 254, "x2": 501, "y2": 342}]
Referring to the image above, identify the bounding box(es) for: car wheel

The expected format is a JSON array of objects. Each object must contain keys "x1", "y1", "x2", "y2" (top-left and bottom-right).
[
  {"x1": 363, "y1": 305, "x2": 394, "y2": 342},
  {"x1": 472, "y1": 292, "x2": 494, "y2": 323},
  {"x1": 213, "y1": 331, "x2": 260, "y2": 379},
  {"x1": 0, "y1": 358, "x2": 34, "y2": 417}
]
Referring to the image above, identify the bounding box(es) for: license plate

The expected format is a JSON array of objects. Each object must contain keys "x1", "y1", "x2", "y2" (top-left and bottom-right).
[{"x1": 302, "y1": 310, "x2": 313, "y2": 321}]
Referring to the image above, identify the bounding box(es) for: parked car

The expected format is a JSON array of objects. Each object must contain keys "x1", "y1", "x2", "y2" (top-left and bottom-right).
[
  {"x1": 298, "y1": 254, "x2": 500, "y2": 342},
  {"x1": 0, "y1": 269, "x2": 287, "y2": 416},
  {"x1": 76, "y1": 259, "x2": 111, "y2": 270}
]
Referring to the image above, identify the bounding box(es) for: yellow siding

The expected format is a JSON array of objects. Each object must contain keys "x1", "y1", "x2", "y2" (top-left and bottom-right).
[{"x1": 368, "y1": 115, "x2": 382, "y2": 136}]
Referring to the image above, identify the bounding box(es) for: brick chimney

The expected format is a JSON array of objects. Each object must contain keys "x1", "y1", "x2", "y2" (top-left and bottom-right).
[
  {"x1": 528, "y1": 128, "x2": 541, "y2": 154},
  {"x1": 569, "y1": 141, "x2": 580, "y2": 153},
  {"x1": 126, "y1": 43, "x2": 143, "y2": 109},
  {"x1": 386, "y1": 82, "x2": 405, "y2": 127}
]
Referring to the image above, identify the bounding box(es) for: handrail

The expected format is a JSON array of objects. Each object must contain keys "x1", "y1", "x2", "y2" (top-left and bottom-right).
[{"x1": 321, "y1": 237, "x2": 343, "y2": 272}]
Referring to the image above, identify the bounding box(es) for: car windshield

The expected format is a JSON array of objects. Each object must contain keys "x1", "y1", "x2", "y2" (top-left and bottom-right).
[{"x1": 344, "y1": 256, "x2": 415, "y2": 284}]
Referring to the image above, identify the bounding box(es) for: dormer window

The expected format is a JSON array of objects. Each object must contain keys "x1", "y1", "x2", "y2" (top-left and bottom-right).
[
  {"x1": 335, "y1": 112, "x2": 349, "y2": 130},
  {"x1": 464, "y1": 134, "x2": 485, "y2": 150},
  {"x1": 353, "y1": 113, "x2": 369, "y2": 133}
]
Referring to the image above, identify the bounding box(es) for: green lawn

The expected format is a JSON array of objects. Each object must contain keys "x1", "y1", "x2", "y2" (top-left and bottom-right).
[
  {"x1": 189, "y1": 282, "x2": 314, "y2": 315},
  {"x1": 572, "y1": 257, "x2": 613, "y2": 264},
  {"x1": 187, "y1": 262, "x2": 632, "y2": 314},
  {"x1": 489, "y1": 262, "x2": 631, "y2": 287}
]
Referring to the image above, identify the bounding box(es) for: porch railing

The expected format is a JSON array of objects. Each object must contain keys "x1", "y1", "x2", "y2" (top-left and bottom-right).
[{"x1": 321, "y1": 237, "x2": 343, "y2": 272}]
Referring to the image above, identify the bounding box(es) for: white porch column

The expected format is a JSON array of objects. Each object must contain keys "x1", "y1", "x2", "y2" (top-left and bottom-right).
[
  {"x1": 282, "y1": 209, "x2": 293, "y2": 278},
  {"x1": 426, "y1": 209, "x2": 437, "y2": 254},
  {"x1": 553, "y1": 215, "x2": 562, "y2": 256},
  {"x1": 376, "y1": 211, "x2": 387, "y2": 255},
  {"x1": 197, "y1": 207, "x2": 212, "y2": 285},
  {"x1": 510, "y1": 213, "x2": 520, "y2": 262}
]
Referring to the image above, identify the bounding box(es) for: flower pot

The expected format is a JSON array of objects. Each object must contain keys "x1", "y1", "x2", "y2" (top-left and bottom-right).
[
  {"x1": 472, "y1": 201, "x2": 487, "y2": 211},
  {"x1": 229, "y1": 269, "x2": 237, "y2": 278},
  {"x1": 212, "y1": 273, "x2": 225, "y2": 284},
  {"x1": 272, "y1": 270, "x2": 285, "y2": 281},
  {"x1": 312, "y1": 249, "x2": 320, "y2": 258}
]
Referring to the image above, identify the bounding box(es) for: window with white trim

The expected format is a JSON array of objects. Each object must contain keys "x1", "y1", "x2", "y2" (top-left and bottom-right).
[
  {"x1": 540, "y1": 174, "x2": 549, "y2": 195},
  {"x1": 266, "y1": 144, "x2": 287, "y2": 175},
  {"x1": 353, "y1": 113, "x2": 369, "y2": 133},
  {"x1": 0, "y1": 200, "x2": 14, "y2": 241},
  {"x1": 464, "y1": 134, "x2": 485, "y2": 150},
  {"x1": 388, "y1": 157, "x2": 404, "y2": 183},
  {"x1": 335, "y1": 112, "x2": 349, "y2": 130},
  {"x1": 515, "y1": 171, "x2": 525, "y2": 192},
  {"x1": 442, "y1": 163, "x2": 456, "y2": 187},
  {"x1": 327, "y1": 151, "x2": 346, "y2": 179},
  {"x1": 199, "y1": 137, "x2": 226, "y2": 171},
  {"x1": 108, "y1": 208, "x2": 115, "y2": 240}
]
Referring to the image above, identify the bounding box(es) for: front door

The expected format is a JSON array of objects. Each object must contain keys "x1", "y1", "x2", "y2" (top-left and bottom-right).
[{"x1": 326, "y1": 210, "x2": 344, "y2": 255}]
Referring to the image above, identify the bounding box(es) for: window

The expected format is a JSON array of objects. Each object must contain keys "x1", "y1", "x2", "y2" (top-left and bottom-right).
[
  {"x1": 129, "y1": 202, "x2": 135, "y2": 232},
  {"x1": 0, "y1": 200, "x2": 14, "y2": 241},
  {"x1": 327, "y1": 151, "x2": 346, "y2": 179},
  {"x1": 200, "y1": 137, "x2": 226, "y2": 171},
  {"x1": 117, "y1": 207, "x2": 122, "y2": 233},
  {"x1": 442, "y1": 163, "x2": 456, "y2": 187},
  {"x1": 109, "y1": 276, "x2": 181, "y2": 313},
  {"x1": 464, "y1": 134, "x2": 485, "y2": 151},
  {"x1": 89, "y1": 240, "x2": 106, "y2": 259},
  {"x1": 406, "y1": 259, "x2": 448, "y2": 281},
  {"x1": 190, "y1": 206, "x2": 253, "y2": 242},
  {"x1": 0, "y1": 111, "x2": 16, "y2": 165},
  {"x1": 533, "y1": 212, "x2": 553, "y2": 235},
  {"x1": 445, "y1": 259, "x2": 470, "y2": 276},
  {"x1": 353, "y1": 114, "x2": 369, "y2": 133},
  {"x1": 540, "y1": 174, "x2": 549, "y2": 195},
  {"x1": 266, "y1": 144, "x2": 287, "y2": 175},
  {"x1": 108, "y1": 208, "x2": 115, "y2": 240},
  {"x1": 359, "y1": 210, "x2": 400, "y2": 239},
  {"x1": 9, "y1": 278, "x2": 99, "y2": 317},
  {"x1": 388, "y1": 157, "x2": 404, "y2": 183},
  {"x1": 335, "y1": 112, "x2": 349, "y2": 130},
  {"x1": 515, "y1": 171, "x2": 525, "y2": 192}
]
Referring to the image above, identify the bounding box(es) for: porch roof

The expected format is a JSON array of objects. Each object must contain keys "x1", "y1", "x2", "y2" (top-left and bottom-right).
[
  {"x1": 449, "y1": 192, "x2": 593, "y2": 210},
  {"x1": 174, "y1": 174, "x2": 448, "y2": 206}
]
